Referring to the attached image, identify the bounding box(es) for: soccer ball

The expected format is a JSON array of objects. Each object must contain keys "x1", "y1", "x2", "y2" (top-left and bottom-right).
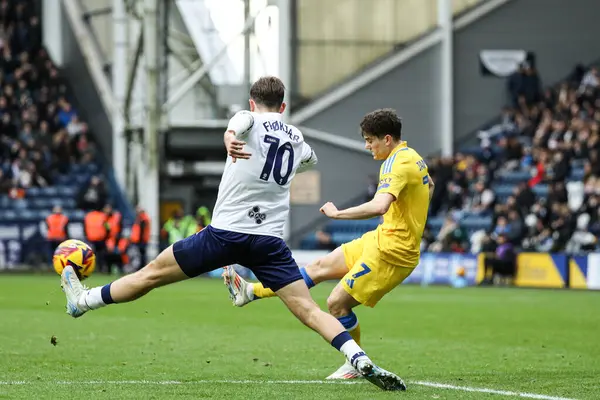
[{"x1": 52, "y1": 239, "x2": 96, "y2": 280}]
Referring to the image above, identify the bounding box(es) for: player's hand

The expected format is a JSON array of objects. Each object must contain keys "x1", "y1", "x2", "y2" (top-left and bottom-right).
[
  {"x1": 320, "y1": 202, "x2": 339, "y2": 219},
  {"x1": 224, "y1": 131, "x2": 251, "y2": 163}
]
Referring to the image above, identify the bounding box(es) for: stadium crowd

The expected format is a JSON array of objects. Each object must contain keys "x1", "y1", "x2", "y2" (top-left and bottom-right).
[
  {"x1": 0, "y1": 0, "x2": 98, "y2": 197},
  {"x1": 425, "y1": 62, "x2": 599, "y2": 256},
  {"x1": 0, "y1": 0, "x2": 149, "y2": 274}
]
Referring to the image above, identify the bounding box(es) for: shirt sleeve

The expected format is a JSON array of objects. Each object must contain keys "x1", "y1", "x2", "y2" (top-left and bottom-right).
[
  {"x1": 376, "y1": 162, "x2": 408, "y2": 199},
  {"x1": 227, "y1": 111, "x2": 254, "y2": 138},
  {"x1": 297, "y1": 142, "x2": 318, "y2": 173}
]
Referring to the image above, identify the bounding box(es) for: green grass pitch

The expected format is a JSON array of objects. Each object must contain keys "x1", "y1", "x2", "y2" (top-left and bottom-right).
[{"x1": 0, "y1": 274, "x2": 599, "y2": 399}]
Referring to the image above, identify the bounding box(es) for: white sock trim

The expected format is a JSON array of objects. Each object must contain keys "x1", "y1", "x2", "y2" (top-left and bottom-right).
[
  {"x1": 339, "y1": 340, "x2": 366, "y2": 364},
  {"x1": 83, "y1": 287, "x2": 107, "y2": 310}
]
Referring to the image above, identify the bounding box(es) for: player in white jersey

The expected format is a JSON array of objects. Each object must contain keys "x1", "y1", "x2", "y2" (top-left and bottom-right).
[
  {"x1": 59, "y1": 76, "x2": 406, "y2": 391},
  {"x1": 211, "y1": 109, "x2": 316, "y2": 238}
]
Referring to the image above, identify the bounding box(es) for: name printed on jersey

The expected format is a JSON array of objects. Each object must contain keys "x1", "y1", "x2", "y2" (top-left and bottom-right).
[{"x1": 262, "y1": 120, "x2": 301, "y2": 143}]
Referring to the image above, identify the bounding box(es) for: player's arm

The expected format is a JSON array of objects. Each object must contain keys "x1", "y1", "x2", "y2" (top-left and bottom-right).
[
  {"x1": 224, "y1": 111, "x2": 254, "y2": 162},
  {"x1": 321, "y1": 163, "x2": 407, "y2": 220},
  {"x1": 297, "y1": 143, "x2": 318, "y2": 174},
  {"x1": 321, "y1": 193, "x2": 395, "y2": 220}
]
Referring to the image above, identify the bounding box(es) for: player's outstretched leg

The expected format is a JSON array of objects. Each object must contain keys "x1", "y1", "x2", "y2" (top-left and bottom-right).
[
  {"x1": 61, "y1": 246, "x2": 188, "y2": 318},
  {"x1": 275, "y1": 280, "x2": 406, "y2": 391},
  {"x1": 223, "y1": 247, "x2": 349, "y2": 307},
  {"x1": 325, "y1": 283, "x2": 365, "y2": 380}
]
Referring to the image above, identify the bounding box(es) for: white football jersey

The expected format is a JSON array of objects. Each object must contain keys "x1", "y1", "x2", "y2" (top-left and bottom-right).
[{"x1": 211, "y1": 111, "x2": 317, "y2": 238}]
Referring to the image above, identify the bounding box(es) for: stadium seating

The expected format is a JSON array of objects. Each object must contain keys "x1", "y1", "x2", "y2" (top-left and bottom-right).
[
  {"x1": 0, "y1": 1, "x2": 116, "y2": 229},
  {"x1": 301, "y1": 62, "x2": 598, "y2": 253}
]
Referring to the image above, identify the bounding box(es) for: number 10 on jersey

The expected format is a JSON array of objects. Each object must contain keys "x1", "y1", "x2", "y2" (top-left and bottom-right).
[{"x1": 260, "y1": 135, "x2": 295, "y2": 185}]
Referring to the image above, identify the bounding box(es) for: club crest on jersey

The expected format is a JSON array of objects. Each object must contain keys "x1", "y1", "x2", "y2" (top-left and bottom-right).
[{"x1": 248, "y1": 206, "x2": 267, "y2": 224}]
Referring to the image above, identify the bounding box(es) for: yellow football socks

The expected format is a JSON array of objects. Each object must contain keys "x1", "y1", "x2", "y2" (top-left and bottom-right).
[
  {"x1": 348, "y1": 323, "x2": 361, "y2": 346},
  {"x1": 252, "y1": 283, "x2": 277, "y2": 299}
]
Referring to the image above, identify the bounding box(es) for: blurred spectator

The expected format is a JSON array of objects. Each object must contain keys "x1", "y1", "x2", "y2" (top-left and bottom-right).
[
  {"x1": 130, "y1": 205, "x2": 151, "y2": 269},
  {"x1": 481, "y1": 234, "x2": 516, "y2": 286},
  {"x1": 514, "y1": 182, "x2": 535, "y2": 214},
  {"x1": 77, "y1": 175, "x2": 108, "y2": 211},
  {"x1": 106, "y1": 235, "x2": 129, "y2": 276},
  {"x1": 507, "y1": 63, "x2": 526, "y2": 108},
  {"x1": 365, "y1": 175, "x2": 377, "y2": 202},
  {"x1": 314, "y1": 226, "x2": 336, "y2": 251},
  {"x1": 465, "y1": 181, "x2": 495, "y2": 215},
  {"x1": 506, "y1": 210, "x2": 524, "y2": 244},
  {"x1": 566, "y1": 214, "x2": 597, "y2": 253},
  {"x1": 429, "y1": 214, "x2": 467, "y2": 253},
  {"x1": 185, "y1": 206, "x2": 212, "y2": 236},
  {"x1": 84, "y1": 207, "x2": 110, "y2": 273},
  {"x1": 578, "y1": 66, "x2": 598, "y2": 93},
  {"x1": 420, "y1": 226, "x2": 435, "y2": 252},
  {"x1": 45, "y1": 205, "x2": 68, "y2": 262},
  {"x1": 507, "y1": 62, "x2": 542, "y2": 108},
  {"x1": 105, "y1": 203, "x2": 122, "y2": 245},
  {"x1": 162, "y1": 209, "x2": 194, "y2": 245}
]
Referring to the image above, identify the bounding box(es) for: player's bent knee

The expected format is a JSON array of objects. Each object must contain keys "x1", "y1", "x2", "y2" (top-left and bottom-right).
[
  {"x1": 327, "y1": 294, "x2": 345, "y2": 317},
  {"x1": 327, "y1": 286, "x2": 355, "y2": 317}
]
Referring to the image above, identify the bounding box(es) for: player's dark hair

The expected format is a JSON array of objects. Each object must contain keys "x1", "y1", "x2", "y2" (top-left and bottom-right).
[
  {"x1": 359, "y1": 108, "x2": 402, "y2": 140},
  {"x1": 249, "y1": 76, "x2": 285, "y2": 109}
]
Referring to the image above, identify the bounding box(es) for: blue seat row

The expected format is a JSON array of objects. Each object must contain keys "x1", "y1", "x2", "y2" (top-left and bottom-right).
[
  {"x1": 0, "y1": 209, "x2": 86, "y2": 222},
  {"x1": 53, "y1": 174, "x2": 91, "y2": 187},
  {"x1": 496, "y1": 170, "x2": 531, "y2": 183},
  {"x1": 491, "y1": 183, "x2": 549, "y2": 198},
  {"x1": 496, "y1": 168, "x2": 584, "y2": 184},
  {"x1": 427, "y1": 215, "x2": 493, "y2": 230},
  {"x1": 0, "y1": 197, "x2": 77, "y2": 210},
  {"x1": 25, "y1": 186, "x2": 78, "y2": 198},
  {"x1": 70, "y1": 163, "x2": 100, "y2": 175}
]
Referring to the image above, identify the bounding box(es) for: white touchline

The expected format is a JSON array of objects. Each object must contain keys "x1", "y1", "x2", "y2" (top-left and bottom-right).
[
  {"x1": 412, "y1": 381, "x2": 577, "y2": 400},
  {"x1": 0, "y1": 379, "x2": 577, "y2": 399}
]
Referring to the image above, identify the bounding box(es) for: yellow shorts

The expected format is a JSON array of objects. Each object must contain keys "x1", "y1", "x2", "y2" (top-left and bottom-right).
[{"x1": 341, "y1": 230, "x2": 415, "y2": 307}]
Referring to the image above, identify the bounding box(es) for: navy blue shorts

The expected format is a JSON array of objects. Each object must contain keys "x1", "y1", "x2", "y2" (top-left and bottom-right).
[{"x1": 172, "y1": 225, "x2": 303, "y2": 291}]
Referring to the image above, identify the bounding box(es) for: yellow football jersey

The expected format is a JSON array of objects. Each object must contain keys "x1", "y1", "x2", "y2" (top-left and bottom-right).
[{"x1": 376, "y1": 141, "x2": 430, "y2": 267}]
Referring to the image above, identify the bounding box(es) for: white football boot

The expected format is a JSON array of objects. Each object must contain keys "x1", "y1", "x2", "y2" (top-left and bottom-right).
[
  {"x1": 352, "y1": 356, "x2": 407, "y2": 391},
  {"x1": 222, "y1": 266, "x2": 254, "y2": 307},
  {"x1": 326, "y1": 360, "x2": 363, "y2": 380},
  {"x1": 60, "y1": 265, "x2": 90, "y2": 318}
]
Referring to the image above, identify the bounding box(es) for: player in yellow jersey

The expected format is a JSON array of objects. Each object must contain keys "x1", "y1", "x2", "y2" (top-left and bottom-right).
[{"x1": 223, "y1": 108, "x2": 434, "y2": 380}]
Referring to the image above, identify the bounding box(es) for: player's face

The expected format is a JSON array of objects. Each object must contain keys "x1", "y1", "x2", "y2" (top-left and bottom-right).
[{"x1": 363, "y1": 133, "x2": 392, "y2": 160}]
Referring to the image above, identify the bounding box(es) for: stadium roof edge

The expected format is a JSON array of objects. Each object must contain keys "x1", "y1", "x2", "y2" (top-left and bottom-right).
[{"x1": 289, "y1": 0, "x2": 513, "y2": 126}]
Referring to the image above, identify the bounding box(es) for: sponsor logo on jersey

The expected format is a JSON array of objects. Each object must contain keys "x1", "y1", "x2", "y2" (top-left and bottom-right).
[{"x1": 247, "y1": 206, "x2": 267, "y2": 224}]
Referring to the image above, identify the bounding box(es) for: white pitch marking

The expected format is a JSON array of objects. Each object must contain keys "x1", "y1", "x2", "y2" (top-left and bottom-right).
[
  {"x1": 412, "y1": 381, "x2": 577, "y2": 400},
  {"x1": 0, "y1": 380, "x2": 361, "y2": 386},
  {"x1": 0, "y1": 379, "x2": 577, "y2": 399}
]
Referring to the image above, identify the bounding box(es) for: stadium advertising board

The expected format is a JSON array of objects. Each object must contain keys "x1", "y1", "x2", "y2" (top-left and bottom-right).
[
  {"x1": 404, "y1": 253, "x2": 480, "y2": 286},
  {"x1": 1, "y1": 221, "x2": 599, "y2": 292},
  {"x1": 209, "y1": 252, "x2": 481, "y2": 286},
  {"x1": 574, "y1": 254, "x2": 600, "y2": 290},
  {"x1": 515, "y1": 253, "x2": 568, "y2": 288}
]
